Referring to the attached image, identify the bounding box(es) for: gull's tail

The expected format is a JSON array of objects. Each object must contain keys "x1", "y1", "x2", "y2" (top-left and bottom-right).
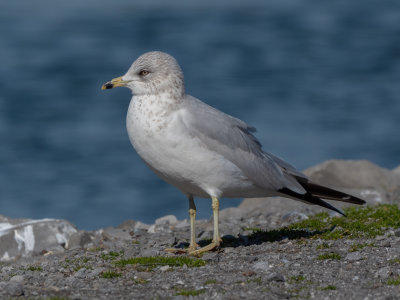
[{"x1": 278, "y1": 180, "x2": 366, "y2": 216}]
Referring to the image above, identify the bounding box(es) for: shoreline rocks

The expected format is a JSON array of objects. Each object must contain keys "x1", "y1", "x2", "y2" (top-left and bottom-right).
[{"x1": 0, "y1": 159, "x2": 399, "y2": 299}]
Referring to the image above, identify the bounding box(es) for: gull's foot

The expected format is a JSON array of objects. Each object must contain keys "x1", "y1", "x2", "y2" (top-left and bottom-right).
[
  {"x1": 188, "y1": 239, "x2": 221, "y2": 256},
  {"x1": 164, "y1": 243, "x2": 200, "y2": 254}
]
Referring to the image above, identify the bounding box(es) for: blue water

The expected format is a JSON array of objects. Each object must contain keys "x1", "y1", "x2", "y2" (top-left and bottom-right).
[{"x1": 1, "y1": 0, "x2": 399, "y2": 229}]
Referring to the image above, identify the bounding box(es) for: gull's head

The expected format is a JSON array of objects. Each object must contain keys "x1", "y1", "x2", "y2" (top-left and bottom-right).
[{"x1": 102, "y1": 51, "x2": 185, "y2": 98}]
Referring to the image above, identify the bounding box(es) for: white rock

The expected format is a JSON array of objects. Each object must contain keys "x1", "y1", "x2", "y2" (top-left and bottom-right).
[
  {"x1": 159, "y1": 265, "x2": 170, "y2": 272},
  {"x1": 155, "y1": 215, "x2": 178, "y2": 225},
  {"x1": 375, "y1": 266, "x2": 392, "y2": 279},
  {"x1": 10, "y1": 275, "x2": 24, "y2": 282},
  {"x1": 0, "y1": 216, "x2": 77, "y2": 262},
  {"x1": 253, "y1": 260, "x2": 270, "y2": 271},
  {"x1": 175, "y1": 219, "x2": 189, "y2": 228},
  {"x1": 133, "y1": 221, "x2": 150, "y2": 232},
  {"x1": 345, "y1": 252, "x2": 363, "y2": 261},
  {"x1": 147, "y1": 224, "x2": 156, "y2": 234}
]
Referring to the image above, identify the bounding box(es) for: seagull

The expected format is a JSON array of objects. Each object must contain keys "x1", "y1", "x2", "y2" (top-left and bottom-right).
[{"x1": 102, "y1": 51, "x2": 365, "y2": 255}]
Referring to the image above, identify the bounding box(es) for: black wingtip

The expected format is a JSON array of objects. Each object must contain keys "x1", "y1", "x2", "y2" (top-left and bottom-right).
[
  {"x1": 279, "y1": 188, "x2": 347, "y2": 217},
  {"x1": 296, "y1": 180, "x2": 367, "y2": 206}
]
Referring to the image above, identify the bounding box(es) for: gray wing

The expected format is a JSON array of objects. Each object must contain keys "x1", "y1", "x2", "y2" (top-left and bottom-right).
[{"x1": 180, "y1": 95, "x2": 307, "y2": 194}]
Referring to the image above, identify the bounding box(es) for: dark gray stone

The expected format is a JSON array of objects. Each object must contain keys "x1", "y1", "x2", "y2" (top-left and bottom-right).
[
  {"x1": 267, "y1": 273, "x2": 285, "y2": 282},
  {"x1": 0, "y1": 281, "x2": 24, "y2": 296}
]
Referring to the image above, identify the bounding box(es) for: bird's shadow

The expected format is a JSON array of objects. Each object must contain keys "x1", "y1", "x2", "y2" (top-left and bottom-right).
[{"x1": 172, "y1": 226, "x2": 335, "y2": 250}]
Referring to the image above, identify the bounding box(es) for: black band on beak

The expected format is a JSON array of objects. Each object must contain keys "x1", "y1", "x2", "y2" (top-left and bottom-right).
[{"x1": 103, "y1": 82, "x2": 114, "y2": 89}]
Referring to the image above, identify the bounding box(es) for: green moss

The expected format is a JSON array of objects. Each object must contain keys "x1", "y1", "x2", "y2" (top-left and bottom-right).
[
  {"x1": 175, "y1": 289, "x2": 205, "y2": 296},
  {"x1": 387, "y1": 276, "x2": 400, "y2": 286},
  {"x1": 134, "y1": 278, "x2": 149, "y2": 284},
  {"x1": 87, "y1": 247, "x2": 104, "y2": 252},
  {"x1": 289, "y1": 275, "x2": 306, "y2": 283},
  {"x1": 321, "y1": 285, "x2": 337, "y2": 290},
  {"x1": 287, "y1": 286, "x2": 309, "y2": 298},
  {"x1": 115, "y1": 256, "x2": 206, "y2": 270},
  {"x1": 249, "y1": 205, "x2": 400, "y2": 242},
  {"x1": 63, "y1": 256, "x2": 93, "y2": 271},
  {"x1": 101, "y1": 250, "x2": 123, "y2": 261},
  {"x1": 101, "y1": 270, "x2": 122, "y2": 278},
  {"x1": 349, "y1": 242, "x2": 374, "y2": 252},
  {"x1": 389, "y1": 258, "x2": 400, "y2": 264},
  {"x1": 317, "y1": 253, "x2": 342, "y2": 260},
  {"x1": 27, "y1": 266, "x2": 42, "y2": 271},
  {"x1": 247, "y1": 277, "x2": 263, "y2": 284},
  {"x1": 316, "y1": 242, "x2": 330, "y2": 250},
  {"x1": 204, "y1": 279, "x2": 217, "y2": 285}
]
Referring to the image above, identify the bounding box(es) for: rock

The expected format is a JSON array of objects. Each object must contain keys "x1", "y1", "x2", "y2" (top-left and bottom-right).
[
  {"x1": 238, "y1": 196, "x2": 329, "y2": 218},
  {"x1": 147, "y1": 224, "x2": 156, "y2": 234},
  {"x1": 357, "y1": 188, "x2": 388, "y2": 204},
  {"x1": 133, "y1": 221, "x2": 150, "y2": 232},
  {"x1": 159, "y1": 265, "x2": 170, "y2": 272},
  {"x1": 74, "y1": 267, "x2": 88, "y2": 279},
  {"x1": 135, "y1": 272, "x2": 152, "y2": 280},
  {"x1": 253, "y1": 261, "x2": 270, "y2": 271},
  {"x1": 174, "y1": 219, "x2": 189, "y2": 229},
  {"x1": 281, "y1": 212, "x2": 308, "y2": 224},
  {"x1": 102, "y1": 227, "x2": 133, "y2": 241},
  {"x1": 89, "y1": 268, "x2": 105, "y2": 278},
  {"x1": 141, "y1": 248, "x2": 160, "y2": 257},
  {"x1": 10, "y1": 275, "x2": 24, "y2": 282},
  {"x1": 345, "y1": 252, "x2": 363, "y2": 262},
  {"x1": 219, "y1": 207, "x2": 244, "y2": 222},
  {"x1": 0, "y1": 282, "x2": 24, "y2": 296},
  {"x1": 266, "y1": 273, "x2": 285, "y2": 282},
  {"x1": 0, "y1": 216, "x2": 77, "y2": 261},
  {"x1": 375, "y1": 235, "x2": 386, "y2": 241},
  {"x1": 304, "y1": 160, "x2": 400, "y2": 193},
  {"x1": 375, "y1": 266, "x2": 392, "y2": 279},
  {"x1": 393, "y1": 165, "x2": 400, "y2": 174},
  {"x1": 155, "y1": 215, "x2": 178, "y2": 225},
  {"x1": 117, "y1": 220, "x2": 137, "y2": 230},
  {"x1": 67, "y1": 231, "x2": 95, "y2": 250},
  {"x1": 202, "y1": 252, "x2": 219, "y2": 261}
]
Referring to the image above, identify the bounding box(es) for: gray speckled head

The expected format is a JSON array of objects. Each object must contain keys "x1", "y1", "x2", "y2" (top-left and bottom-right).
[{"x1": 122, "y1": 51, "x2": 185, "y2": 98}]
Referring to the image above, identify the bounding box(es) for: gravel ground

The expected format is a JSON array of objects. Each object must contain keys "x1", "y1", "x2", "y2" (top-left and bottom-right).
[{"x1": 1, "y1": 209, "x2": 400, "y2": 300}]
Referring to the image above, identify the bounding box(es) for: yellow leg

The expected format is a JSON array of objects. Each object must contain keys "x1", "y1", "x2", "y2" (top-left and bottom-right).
[
  {"x1": 188, "y1": 196, "x2": 200, "y2": 251},
  {"x1": 165, "y1": 196, "x2": 199, "y2": 253},
  {"x1": 188, "y1": 196, "x2": 221, "y2": 256}
]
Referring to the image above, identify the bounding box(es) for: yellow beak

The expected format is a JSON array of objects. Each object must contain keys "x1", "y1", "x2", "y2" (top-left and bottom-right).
[{"x1": 101, "y1": 76, "x2": 127, "y2": 90}]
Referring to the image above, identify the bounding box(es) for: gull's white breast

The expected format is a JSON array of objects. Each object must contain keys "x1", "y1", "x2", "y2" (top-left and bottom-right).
[{"x1": 126, "y1": 94, "x2": 264, "y2": 198}]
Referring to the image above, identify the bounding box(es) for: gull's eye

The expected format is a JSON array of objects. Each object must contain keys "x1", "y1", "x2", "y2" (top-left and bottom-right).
[{"x1": 138, "y1": 70, "x2": 149, "y2": 76}]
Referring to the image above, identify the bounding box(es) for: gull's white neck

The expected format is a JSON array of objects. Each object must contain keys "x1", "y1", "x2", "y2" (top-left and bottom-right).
[{"x1": 126, "y1": 92, "x2": 183, "y2": 142}]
